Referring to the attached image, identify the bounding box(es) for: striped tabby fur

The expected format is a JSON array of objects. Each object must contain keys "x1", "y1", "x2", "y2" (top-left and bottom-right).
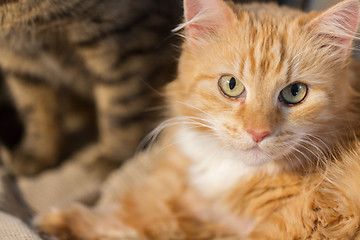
[{"x1": 0, "y1": 0, "x2": 181, "y2": 175}]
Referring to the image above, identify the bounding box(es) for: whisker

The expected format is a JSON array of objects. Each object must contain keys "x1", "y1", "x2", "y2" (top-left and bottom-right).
[{"x1": 136, "y1": 116, "x2": 216, "y2": 154}]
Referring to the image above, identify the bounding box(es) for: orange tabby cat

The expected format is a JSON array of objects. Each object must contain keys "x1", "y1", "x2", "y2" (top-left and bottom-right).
[{"x1": 37, "y1": 0, "x2": 360, "y2": 239}]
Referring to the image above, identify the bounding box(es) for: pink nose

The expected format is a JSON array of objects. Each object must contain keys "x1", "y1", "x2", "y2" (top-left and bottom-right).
[{"x1": 246, "y1": 129, "x2": 272, "y2": 143}]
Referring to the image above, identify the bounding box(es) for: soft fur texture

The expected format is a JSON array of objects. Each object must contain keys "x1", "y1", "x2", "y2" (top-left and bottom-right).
[
  {"x1": 0, "y1": 0, "x2": 181, "y2": 175},
  {"x1": 37, "y1": 0, "x2": 360, "y2": 239}
]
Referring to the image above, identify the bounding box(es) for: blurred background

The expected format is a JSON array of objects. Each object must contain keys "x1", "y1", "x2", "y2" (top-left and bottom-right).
[
  {"x1": 254, "y1": 0, "x2": 341, "y2": 10},
  {"x1": 279, "y1": 0, "x2": 341, "y2": 10}
]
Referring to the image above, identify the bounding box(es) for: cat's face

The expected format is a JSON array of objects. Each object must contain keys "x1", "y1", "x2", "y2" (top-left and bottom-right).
[{"x1": 168, "y1": 0, "x2": 359, "y2": 168}]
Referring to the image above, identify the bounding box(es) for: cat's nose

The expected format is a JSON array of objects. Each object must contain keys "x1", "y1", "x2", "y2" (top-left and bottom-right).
[{"x1": 246, "y1": 129, "x2": 272, "y2": 143}]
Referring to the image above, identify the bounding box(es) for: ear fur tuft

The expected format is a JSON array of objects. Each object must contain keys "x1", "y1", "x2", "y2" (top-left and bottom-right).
[{"x1": 177, "y1": 0, "x2": 236, "y2": 43}]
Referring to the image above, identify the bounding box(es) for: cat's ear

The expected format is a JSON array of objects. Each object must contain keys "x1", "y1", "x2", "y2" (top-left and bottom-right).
[
  {"x1": 308, "y1": 0, "x2": 360, "y2": 59},
  {"x1": 181, "y1": 0, "x2": 237, "y2": 43}
]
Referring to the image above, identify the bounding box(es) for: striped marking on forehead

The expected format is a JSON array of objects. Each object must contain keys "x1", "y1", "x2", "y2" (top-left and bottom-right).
[{"x1": 244, "y1": 23, "x2": 290, "y2": 85}]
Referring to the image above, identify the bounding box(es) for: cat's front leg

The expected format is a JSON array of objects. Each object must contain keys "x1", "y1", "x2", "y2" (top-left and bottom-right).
[
  {"x1": 36, "y1": 204, "x2": 143, "y2": 240},
  {"x1": 4, "y1": 74, "x2": 61, "y2": 175},
  {"x1": 36, "y1": 147, "x2": 194, "y2": 240}
]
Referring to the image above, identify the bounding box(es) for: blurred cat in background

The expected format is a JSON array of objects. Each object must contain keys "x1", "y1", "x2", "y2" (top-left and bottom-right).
[{"x1": 0, "y1": 0, "x2": 182, "y2": 175}]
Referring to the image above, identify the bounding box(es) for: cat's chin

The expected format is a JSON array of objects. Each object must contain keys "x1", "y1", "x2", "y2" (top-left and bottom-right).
[
  {"x1": 235, "y1": 146, "x2": 276, "y2": 167},
  {"x1": 220, "y1": 136, "x2": 279, "y2": 167}
]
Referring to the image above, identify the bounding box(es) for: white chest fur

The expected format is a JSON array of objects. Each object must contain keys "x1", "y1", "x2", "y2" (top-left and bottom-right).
[{"x1": 175, "y1": 127, "x2": 255, "y2": 198}]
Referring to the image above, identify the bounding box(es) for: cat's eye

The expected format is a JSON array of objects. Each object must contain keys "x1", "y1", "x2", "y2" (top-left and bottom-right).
[
  {"x1": 279, "y1": 82, "x2": 308, "y2": 105},
  {"x1": 218, "y1": 75, "x2": 245, "y2": 98}
]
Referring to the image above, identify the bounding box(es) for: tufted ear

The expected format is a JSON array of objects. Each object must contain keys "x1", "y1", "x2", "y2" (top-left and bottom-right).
[
  {"x1": 181, "y1": 0, "x2": 237, "y2": 43},
  {"x1": 308, "y1": 0, "x2": 360, "y2": 59}
]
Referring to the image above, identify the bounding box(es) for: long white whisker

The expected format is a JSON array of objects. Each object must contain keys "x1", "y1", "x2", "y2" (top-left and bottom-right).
[
  {"x1": 136, "y1": 116, "x2": 216, "y2": 154},
  {"x1": 174, "y1": 100, "x2": 214, "y2": 119}
]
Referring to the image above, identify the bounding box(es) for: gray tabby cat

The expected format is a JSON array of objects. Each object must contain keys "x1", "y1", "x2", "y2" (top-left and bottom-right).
[{"x1": 0, "y1": 0, "x2": 181, "y2": 175}]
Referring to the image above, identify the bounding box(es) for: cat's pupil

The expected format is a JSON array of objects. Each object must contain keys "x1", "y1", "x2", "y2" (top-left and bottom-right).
[
  {"x1": 229, "y1": 77, "x2": 236, "y2": 90},
  {"x1": 291, "y1": 84, "x2": 299, "y2": 96}
]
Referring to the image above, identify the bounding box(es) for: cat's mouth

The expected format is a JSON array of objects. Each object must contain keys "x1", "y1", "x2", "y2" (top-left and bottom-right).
[
  {"x1": 236, "y1": 144, "x2": 279, "y2": 166},
  {"x1": 244, "y1": 145, "x2": 270, "y2": 157},
  {"x1": 246, "y1": 145, "x2": 261, "y2": 151}
]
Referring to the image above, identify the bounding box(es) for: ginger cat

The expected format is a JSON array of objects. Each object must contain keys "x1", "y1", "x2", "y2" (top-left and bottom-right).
[{"x1": 37, "y1": 0, "x2": 360, "y2": 239}]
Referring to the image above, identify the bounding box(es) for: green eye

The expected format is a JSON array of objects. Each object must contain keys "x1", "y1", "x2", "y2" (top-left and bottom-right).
[
  {"x1": 218, "y1": 75, "x2": 245, "y2": 98},
  {"x1": 280, "y1": 82, "x2": 308, "y2": 105}
]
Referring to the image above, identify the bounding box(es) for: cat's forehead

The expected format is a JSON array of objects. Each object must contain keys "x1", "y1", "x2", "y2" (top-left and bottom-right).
[
  {"x1": 232, "y1": 3, "x2": 311, "y2": 44},
  {"x1": 236, "y1": 3, "x2": 305, "y2": 25},
  {"x1": 224, "y1": 5, "x2": 315, "y2": 86}
]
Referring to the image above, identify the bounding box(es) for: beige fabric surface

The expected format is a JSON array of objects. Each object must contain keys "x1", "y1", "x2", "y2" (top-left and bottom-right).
[
  {"x1": 0, "y1": 159, "x2": 39, "y2": 239},
  {"x1": 0, "y1": 166, "x2": 32, "y2": 223},
  {"x1": 0, "y1": 211, "x2": 41, "y2": 240}
]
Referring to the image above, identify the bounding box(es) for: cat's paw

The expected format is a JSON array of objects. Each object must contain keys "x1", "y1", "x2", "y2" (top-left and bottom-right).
[{"x1": 35, "y1": 208, "x2": 73, "y2": 240}]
